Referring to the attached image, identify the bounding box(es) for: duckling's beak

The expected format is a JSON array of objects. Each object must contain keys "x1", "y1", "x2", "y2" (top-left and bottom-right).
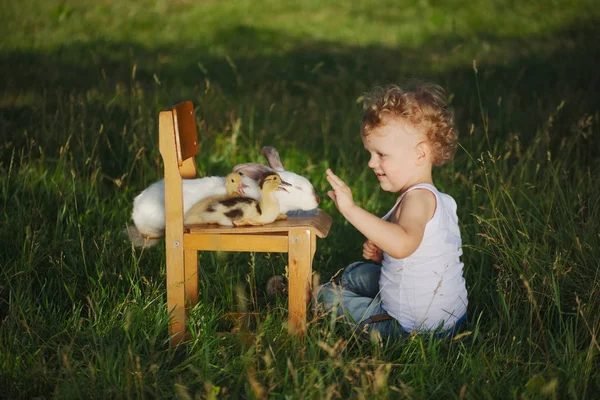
[
  {"x1": 278, "y1": 180, "x2": 292, "y2": 192},
  {"x1": 238, "y1": 182, "x2": 249, "y2": 195}
]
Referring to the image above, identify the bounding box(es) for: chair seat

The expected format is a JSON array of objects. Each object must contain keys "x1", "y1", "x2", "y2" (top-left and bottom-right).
[{"x1": 185, "y1": 209, "x2": 332, "y2": 239}]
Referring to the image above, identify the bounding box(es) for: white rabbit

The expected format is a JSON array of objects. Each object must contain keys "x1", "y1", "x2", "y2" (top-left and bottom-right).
[{"x1": 127, "y1": 146, "x2": 320, "y2": 247}]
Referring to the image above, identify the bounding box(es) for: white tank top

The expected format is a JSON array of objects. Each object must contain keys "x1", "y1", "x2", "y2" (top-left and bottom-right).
[{"x1": 379, "y1": 183, "x2": 468, "y2": 332}]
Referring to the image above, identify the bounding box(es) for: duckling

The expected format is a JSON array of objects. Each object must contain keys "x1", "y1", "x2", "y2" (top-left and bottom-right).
[
  {"x1": 223, "y1": 171, "x2": 249, "y2": 197},
  {"x1": 233, "y1": 173, "x2": 291, "y2": 226},
  {"x1": 186, "y1": 172, "x2": 291, "y2": 227},
  {"x1": 184, "y1": 172, "x2": 248, "y2": 225}
]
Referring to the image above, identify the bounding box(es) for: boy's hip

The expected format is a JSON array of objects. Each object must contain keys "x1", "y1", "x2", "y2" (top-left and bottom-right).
[{"x1": 384, "y1": 299, "x2": 468, "y2": 333}]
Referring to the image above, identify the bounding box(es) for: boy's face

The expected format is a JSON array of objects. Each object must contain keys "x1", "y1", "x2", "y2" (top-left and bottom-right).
[{"x1": 361, "y1": 117, "x2": 427, "y2": 193}]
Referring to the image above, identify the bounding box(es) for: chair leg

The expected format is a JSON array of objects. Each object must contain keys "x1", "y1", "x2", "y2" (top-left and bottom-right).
[
  {"x1": 288, "y1": 228, "x2": 312, "y2": 337},
  {"x1": 166, "y1": 241, "x2": 186, "y2": 346},
  {"x1": 184, "y1": 250, "x2": 199, "y2": 309},
  {"x1": 310, "y1": 232, "x2": 316, "y2": 264},
  {"x1": 310, "y1": 232, "x2": 318, "y2": 302}
]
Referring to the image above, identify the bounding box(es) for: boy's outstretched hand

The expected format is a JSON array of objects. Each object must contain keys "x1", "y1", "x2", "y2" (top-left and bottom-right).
[
  {"x1": 363, "y1": 240, "x2": 383, "y2": 263},
  {"x1": 326, "y1": 168, "x2": 355, "y2": 216}
]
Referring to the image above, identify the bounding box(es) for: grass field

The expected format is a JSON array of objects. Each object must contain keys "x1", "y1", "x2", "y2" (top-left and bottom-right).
[{"x1": 1, "y1": 0, "x2": 600, "y2": 398}]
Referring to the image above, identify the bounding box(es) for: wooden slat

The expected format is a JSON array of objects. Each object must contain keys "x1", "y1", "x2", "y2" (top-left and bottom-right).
[
  {"x1": 184, "y1": 250, "x2": 198, "y2": 309},
  {"x1": 159, "y1": 110, "x2": 187, "y2": 346},
  {"x1": 185, "y1": 209, "x2": 333, "y2": 238},
  {"x1": 180, "y1": 157, "x2": 197, "y2": 179},
  {"x1": 310, "y1": 232, "x2": 316, "y2": 262},
  {"x1": 287, "y1": 228, "x2": 312, "y2": 337},
  {"x1": 184, "y1": 233, "x2": 288, "y2": 252},
  {"x1": 173, "y1": 101, "x2": 199, "y2": 164},
  {"x1": 171, "y1": 107, "x2": 183, "y2": 167}
]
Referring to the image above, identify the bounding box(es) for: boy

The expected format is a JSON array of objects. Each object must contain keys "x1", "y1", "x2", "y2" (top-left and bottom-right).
[{"x1": 320, "y1": 82, "x2": 468, "y2": 340}]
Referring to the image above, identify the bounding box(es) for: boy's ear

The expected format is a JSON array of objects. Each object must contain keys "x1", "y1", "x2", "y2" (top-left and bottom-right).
[{"x1": 415, "y1": 141, "x2": 430, "y2": 166}]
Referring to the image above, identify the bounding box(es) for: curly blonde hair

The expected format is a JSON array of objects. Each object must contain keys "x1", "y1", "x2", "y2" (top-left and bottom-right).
[{"x1": 361, "y1": 82, "x2": 458, "y2": 166}]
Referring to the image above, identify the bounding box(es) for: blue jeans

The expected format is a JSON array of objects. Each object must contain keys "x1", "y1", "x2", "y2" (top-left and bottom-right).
[{"x1": 316, "y1": 262, "x2": 466, "y2": 342}]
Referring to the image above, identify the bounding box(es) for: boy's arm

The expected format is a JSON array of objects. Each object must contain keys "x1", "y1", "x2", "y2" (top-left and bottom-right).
[
  {"x1": 341, "y1": 191, "x2": 434, "y2": 259},
  {"x1": 326, "y1": 169, "x2": 435, "y2": 259}
]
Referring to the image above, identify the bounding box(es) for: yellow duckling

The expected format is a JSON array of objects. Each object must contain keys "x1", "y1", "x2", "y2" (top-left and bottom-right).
[
  {"x1": 223, "y1": 171, "x2": 249, "y2": 197},
  {"x1": 187, "y1": 172, "x2": 290, "y2": 227},
  {"x1": 184, "y1": 172, "x2": 248, "y2": 225}
]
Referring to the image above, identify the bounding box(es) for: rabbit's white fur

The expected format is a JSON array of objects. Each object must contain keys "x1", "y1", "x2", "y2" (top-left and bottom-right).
[
  {"x1": 131, "y1": 175, "x2": 260, "y2": 240},
  {"x1": 235, "y1": 147, "x2": 320, "y2": 212},
  {"x1": 127, "y1": 146, "x2": 320, "y2": 247},
  {"x1": 234, "y1": 167, "x2": 320, "y2": 213}
]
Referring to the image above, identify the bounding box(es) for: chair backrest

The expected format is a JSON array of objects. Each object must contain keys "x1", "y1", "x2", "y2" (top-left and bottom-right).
[
  {"x1": 159, "y1": 101, "x2": 200, "y2": 238},
  {"x1": 173, "y1": 101, "x2": 199, "y2": 178},
  {"x1": 160, "y1": 101, "x2": 198, "y2": 180}
]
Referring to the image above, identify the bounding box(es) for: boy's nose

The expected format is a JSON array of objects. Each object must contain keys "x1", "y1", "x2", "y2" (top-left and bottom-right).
[{"x1": 368, "y1": 156, "x2": 377, "y2": 169}]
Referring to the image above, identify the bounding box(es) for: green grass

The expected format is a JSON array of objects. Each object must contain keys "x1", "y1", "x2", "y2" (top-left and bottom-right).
[{"x1": 1, "y1": 0, "x2": 600, "y2": 398}]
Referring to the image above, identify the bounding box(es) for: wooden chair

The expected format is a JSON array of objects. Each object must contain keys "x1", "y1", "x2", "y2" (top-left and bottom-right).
[{"x1": 159, "y1": 101, "x2": 332, "y2": 345}]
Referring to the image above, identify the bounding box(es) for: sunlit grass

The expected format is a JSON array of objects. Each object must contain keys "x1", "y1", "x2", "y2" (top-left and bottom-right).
[{"x1": 1, "y1": 0, "x2": 599, "y2": 398}]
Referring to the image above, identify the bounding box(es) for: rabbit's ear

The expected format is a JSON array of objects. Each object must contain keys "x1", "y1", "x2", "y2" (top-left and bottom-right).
[
  {"x1": 261, "y1": 146, "x2": 285, "y2": 172},
  {"x1": 233, "y1": 163, "x2": 273, "y2": 180}
]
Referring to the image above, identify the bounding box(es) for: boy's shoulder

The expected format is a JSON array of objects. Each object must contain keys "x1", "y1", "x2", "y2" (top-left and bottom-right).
[
  {"x1": 398, "y1": 188, "x2": 437, "y2": 221},
  {"x1": 402, "y1": 186, "x2": 437, "y2": 204}
]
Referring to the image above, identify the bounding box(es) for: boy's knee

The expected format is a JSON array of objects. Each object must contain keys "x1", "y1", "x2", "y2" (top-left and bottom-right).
[
  {"x1": 316, "y1": 282, "x2": 340, "y2": 307},
  {"x1": 340, "y1": 261, "x2": 367, "y2": 286},
  {"x1": 341, "y1": 262, "x2": 381, "y2": 296},
  {"x1": 343, "y1": 261, "x2": 367, "y2": 275}
]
